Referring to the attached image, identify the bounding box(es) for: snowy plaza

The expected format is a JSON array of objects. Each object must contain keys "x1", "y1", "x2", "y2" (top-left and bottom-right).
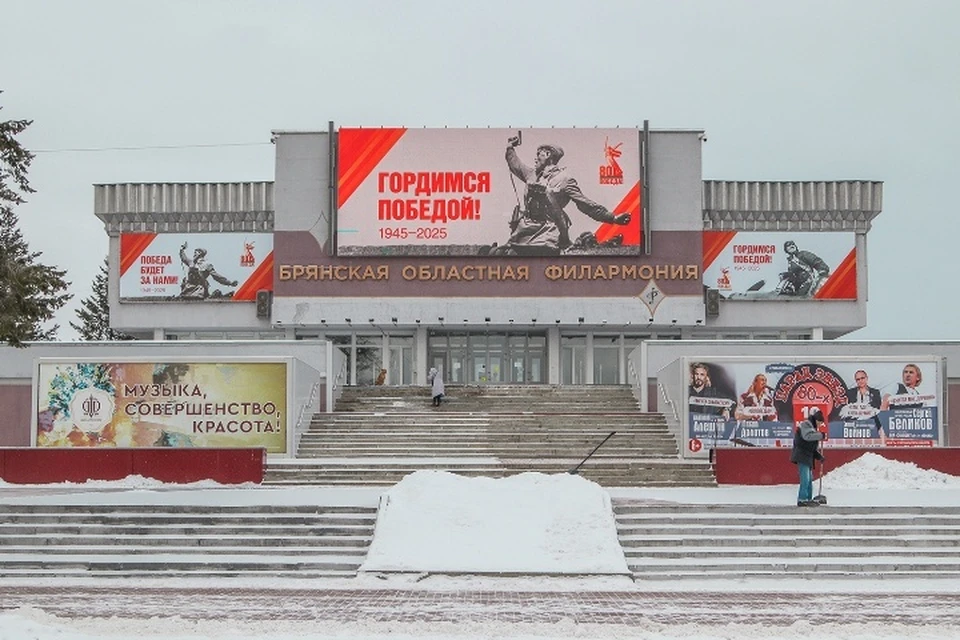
[{"x1": 2, "y1": 454, "x2": 960, "y2": 639}]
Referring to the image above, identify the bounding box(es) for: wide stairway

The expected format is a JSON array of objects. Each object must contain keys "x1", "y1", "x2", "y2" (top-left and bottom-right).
[
  {"x1": 615, "y1": 501, "x2": 960, "y2": 579},
  {"x1": 264, "y1": 384, "x2": 716, "y2": 488},
  {"x1": 0, "y1": 503, "x2": 376, "y2": 579},
  {"x1": 4, "y1": 499, "x2": 958, "y2": 580}
]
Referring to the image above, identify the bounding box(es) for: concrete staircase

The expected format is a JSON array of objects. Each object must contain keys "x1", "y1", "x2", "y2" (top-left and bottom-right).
[
  {"x1": 615, "y1": 501, "x2": 960, "y2": 579},
  {"x1": 265, "y1": 385, "x2": 715, "y2": 488},
  {"x1": 0, "y1": 504, "x2": 376, "y2": 579}
]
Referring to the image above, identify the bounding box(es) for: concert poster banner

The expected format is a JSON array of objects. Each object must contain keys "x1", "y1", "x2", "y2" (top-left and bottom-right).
[
  {"x1": 702, "y1": 231, "x2": 857, "y2": 300},
  {"x1": 683, "y1": 357, "x2": 942, "y2": 454},
  {"x1": 119, "y1": 232, "x2": 274, "y2": 301},
  {"x1": 336, "y1": 127, "x2": 642, "y2": 257},
  {"x1": 34, "y1": 360, "x2": 289, "y2": 453}
]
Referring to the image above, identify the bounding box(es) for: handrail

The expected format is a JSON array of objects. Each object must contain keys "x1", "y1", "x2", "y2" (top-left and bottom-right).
[{"x1": 567, "y1": 431, "x2": 617, "y2": 475}]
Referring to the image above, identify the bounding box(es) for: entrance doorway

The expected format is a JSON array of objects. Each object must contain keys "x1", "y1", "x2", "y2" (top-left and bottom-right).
[{"x1": 429, "y1": 331, "x2": 546, "y2": 384}]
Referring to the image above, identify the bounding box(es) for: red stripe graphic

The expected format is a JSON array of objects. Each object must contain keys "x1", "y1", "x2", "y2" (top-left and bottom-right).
[
  {"x1": 594, "y1": 181, "x2": 642, "y2": 245},
  {"x1": 119, "y1": 233, "x2": 157, "y2": 276},
  {"x1": 337, "y1": 128, "x2": 407, "y2": 208},
  {"x1": 233, "y1": 251, "x2": 274, "y2": 301},
  {"x1": 702, "y1": 231, "x2": 738, "y2": 270},
  {"x1": 815, "y1": 248, "x2": 857, "y2": 299}
]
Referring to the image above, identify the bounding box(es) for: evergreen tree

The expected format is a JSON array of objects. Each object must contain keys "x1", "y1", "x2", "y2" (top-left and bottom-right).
[
  {"x1": 70, "y1": 257, "x2": 133, "y2": 341},
  {"x1": 0, "y1": 95, "x2": 72, "y2": 347}
]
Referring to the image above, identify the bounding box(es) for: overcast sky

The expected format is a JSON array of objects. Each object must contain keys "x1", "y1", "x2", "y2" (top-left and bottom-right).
[{"x1": 3, "y1": 0, "x2": 958, "y2": 341}]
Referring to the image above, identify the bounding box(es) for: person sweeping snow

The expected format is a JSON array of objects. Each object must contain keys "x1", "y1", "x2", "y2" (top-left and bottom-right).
[
  {"x1": 790, "y1": 408, "x2": 828, "y2": 507},
  {"x1": 427, "y1": 367, "x2": 445, "y2": 407}
]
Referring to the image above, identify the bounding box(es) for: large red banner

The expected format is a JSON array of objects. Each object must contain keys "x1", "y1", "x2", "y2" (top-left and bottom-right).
[
  {"x1": 336, "y1": 128, "x2": 642, "y2": 257},
  {"x1": 703, "y1": 231, "x2": 856, "y2": 300},
  {"x1": 119, "y1": 232, "x2": 273, "y2": 301}
]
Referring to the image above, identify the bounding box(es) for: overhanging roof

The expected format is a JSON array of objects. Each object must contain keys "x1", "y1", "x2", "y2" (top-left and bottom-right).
[{"x1": 702, "y1": 181, "x2": 883, "y2": 231}]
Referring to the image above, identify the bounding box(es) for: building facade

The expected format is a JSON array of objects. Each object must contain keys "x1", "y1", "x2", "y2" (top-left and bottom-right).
[{"x1": 97, "y1": 124, "x2": 883, "y2": 388}]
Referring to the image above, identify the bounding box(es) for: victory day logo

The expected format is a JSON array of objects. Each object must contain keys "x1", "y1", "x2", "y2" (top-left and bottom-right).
[
  {"x1": 240, "y1": 241, "x2": 256, "y2": 267},
  {"x1": 599, "y1": 137, "x2": 624, "y2": 185},
  {"x1": 717, "y1": 267, "x2": 732, "y2": 290}
]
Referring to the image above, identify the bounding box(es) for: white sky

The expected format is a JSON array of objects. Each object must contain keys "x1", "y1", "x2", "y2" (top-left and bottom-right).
[
  {"x1": 2, "y1": 0, "x2": 959, "y2": 340},
  {"x1": 1, "y1": 454, "x2": 960, "y2": 638}
]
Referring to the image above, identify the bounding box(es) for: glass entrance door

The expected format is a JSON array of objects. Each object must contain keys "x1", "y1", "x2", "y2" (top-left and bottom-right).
[{"x1": 429, "y1": 331, "x2": 547, "y2": 384}]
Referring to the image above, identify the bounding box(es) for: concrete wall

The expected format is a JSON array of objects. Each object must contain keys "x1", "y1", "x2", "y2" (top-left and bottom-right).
[
  {"x1": 648, "y1": 131, "x2": 704, "y2": 232},
  {"x1": 0, "y1": 384, "x2": 31, "y2": 446},
  {"x1": 0, "y1": 341, "x2": 337, "y2": 448},
  {"x1": 270, "y1": 129, "x2": 712, "y2": 329},
  {"x1": 641, "y1": 340, "x2": 960, "y2": 446},
  {"x1": 274, "y1": 131, "x2": 331, "y2": 242}
]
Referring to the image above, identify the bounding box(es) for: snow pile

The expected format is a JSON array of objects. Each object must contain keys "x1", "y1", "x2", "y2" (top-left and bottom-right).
[
  {"x1": 823, "y1": 453, "x2": 960, "y2": 490},
  {"x1": 0, "y1": 474, "x2": 255, "y2": 489},
  {"x1": 360, "y1": 470, "x2": 629, "y2": 574}
]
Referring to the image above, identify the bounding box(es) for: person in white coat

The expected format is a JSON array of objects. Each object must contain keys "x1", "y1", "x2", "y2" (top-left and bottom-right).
[{"x1": 427, "y1": 367, "x2": 445, "y2": 407}]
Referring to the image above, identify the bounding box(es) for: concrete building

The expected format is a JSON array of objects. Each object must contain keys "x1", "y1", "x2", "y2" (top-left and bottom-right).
[
  {"x1": 3, "y1": 123, "x2": 956, "y2": 457},
  {"x1": 97, "y1": 125, "x2": 884, "y2": 386}
]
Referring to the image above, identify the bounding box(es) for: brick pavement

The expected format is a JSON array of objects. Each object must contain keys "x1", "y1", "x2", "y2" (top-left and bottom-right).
[{"x1": 2, "y1": 586, "x2": 959, "y2": 626}]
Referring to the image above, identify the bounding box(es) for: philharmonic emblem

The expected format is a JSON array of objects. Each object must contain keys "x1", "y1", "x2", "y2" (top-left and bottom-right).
[
  {"x1": 80, "y1": 393, "x2": 102, "y2": 419},
  {"x1": 68, "y1": 386, "x2": 114, "y2": 431}
]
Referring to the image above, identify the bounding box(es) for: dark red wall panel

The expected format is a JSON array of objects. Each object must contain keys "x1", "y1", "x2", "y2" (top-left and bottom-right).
[
  {"x1": 714, "y1": 448, "x2": 960, "y2": 485},
  {"x1": 0, "y1": 448, "x2": 264, "y2": 485},
  {"x1": 131, "y1": 448, "x2": 264, "y2": 484},
  {"x1": 3, "y1": 448, "x2": 133, "y2": 484}
]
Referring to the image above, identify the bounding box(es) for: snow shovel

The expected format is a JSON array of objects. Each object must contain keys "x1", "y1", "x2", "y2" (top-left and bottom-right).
[{"x1": 813, "y1": 448, "x2": 828, "y2": 505}]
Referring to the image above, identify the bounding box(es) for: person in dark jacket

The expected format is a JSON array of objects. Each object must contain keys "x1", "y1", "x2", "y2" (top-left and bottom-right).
[{"x1": 790, "y1": 408, "x2": 828, "y2": 506}]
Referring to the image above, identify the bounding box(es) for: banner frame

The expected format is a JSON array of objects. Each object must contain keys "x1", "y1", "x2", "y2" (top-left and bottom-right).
[
  {"x1": 32, "y1": 356, "x2": 294, "y2": 455},
  {"x1": 680, "y1": 354, "x2": 946, "y2": 459}
]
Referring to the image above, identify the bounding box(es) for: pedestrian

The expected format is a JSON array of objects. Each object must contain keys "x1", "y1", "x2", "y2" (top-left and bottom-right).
[
  {"x1": 427, "y1": 366, "x2": 445, "y2": 407},
  {"x1": 790, "y1": 408, "x2": 827, "y2": 507}
]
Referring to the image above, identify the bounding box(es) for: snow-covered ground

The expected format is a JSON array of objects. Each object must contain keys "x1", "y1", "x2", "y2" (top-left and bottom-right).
[{"x1": 1, "y1": 453, "x2": 959, "y2": 639}]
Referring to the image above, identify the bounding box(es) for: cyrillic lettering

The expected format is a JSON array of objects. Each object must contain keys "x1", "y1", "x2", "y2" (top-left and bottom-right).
[
  {"x1": 415, "y1": 172, "x2": 432, "y2": 196},
  {"x1": 461, "y1": 196, "x2": 478, "y2": 220},
  {"x1": 477, "y1": 172, "x2": 491, "y2": 192}
]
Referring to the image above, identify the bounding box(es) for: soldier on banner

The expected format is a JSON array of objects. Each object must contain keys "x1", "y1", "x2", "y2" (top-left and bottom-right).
[
  {"x1": 179, "y1": 242, "x2": 238, "y2": 299},
  {"x1": 779, "y1": 240, "x2": 830, "y2": 296},
  {"x1": 483, "y1": 133, "x2": 631, "y2": 256}
]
